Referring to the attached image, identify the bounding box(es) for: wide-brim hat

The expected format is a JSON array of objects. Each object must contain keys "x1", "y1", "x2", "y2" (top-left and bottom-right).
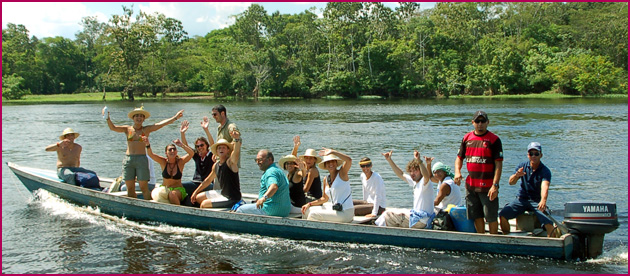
[
  {"x1": 318, "y1": 154, "x2": 344, "y2": 170},
  {"x1": 278, "y1": 155, "x2": 298, "y2": 170},
  {"x1": 211, "y1": 139, "x2": 233, "y2": 156},
  {"x1": 299, "y1": 149, "x2": 322, "y2": 164},
  {"x1": 128, "y1": 107, "x2": 151, "y2": 120},
  {"x1": 59, "y1": 128, "x2": 80, "y2": 140}
]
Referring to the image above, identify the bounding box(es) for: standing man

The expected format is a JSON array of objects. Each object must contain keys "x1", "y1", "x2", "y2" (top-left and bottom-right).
[
  {"x1": 454, "y1": 110, "x2": 503, "y2": 234},
  {"x1": 45, "y1": 128, "x2": 97, "y2": 185},
  {"x1": 237, "y1": 150, "x2": 291, "y2": 217},
  {"x1": 212, "y1": 104, "x2": 240, "y2": 167},
  {"x1": 499, "y1": 142, "x2": 554, "y2": 237}
]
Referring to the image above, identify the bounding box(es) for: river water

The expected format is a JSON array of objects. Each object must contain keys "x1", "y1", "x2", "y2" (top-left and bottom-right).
[{"x1": 2, "y1": 98, "x2": 627, "y2": 273}]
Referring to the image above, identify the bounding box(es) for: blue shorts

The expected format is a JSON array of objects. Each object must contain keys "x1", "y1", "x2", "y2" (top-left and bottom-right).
[{"x1": 499, "y1": 197, "x2": 553, "y2": 227}]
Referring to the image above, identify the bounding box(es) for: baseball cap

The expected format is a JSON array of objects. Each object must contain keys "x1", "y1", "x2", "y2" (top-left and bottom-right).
[
  {"x1": 473, "y1": 110, "x2": 488, "y2": 120},
  {"x1": 527, "y1": 142, "x2": 542, "y2": 153}
]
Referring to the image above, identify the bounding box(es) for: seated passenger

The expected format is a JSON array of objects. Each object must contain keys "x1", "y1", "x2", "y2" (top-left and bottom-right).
[
  {"x1": 144, "y1": 137, "x2": 194, "y2": 205},
  {"x1": 352, "y1": 157, "x2": 386, "y2": 217},
  {"x1": 430, "y1": 161, "x2": 462, "y2": 209},
  {"x1": 499, "y1": 142, "x2": 554, "y2": 237},
  {"x1": 45, "y1": 128, "x2": 98, "y2": 187},
  {"x1": 375, "y1": 150, "x2": 435, "y2": 229},
  {"x1": 301, "y1": 148, "x2": 354, "y2": 223},
  {"x1": 180, "y1": 118, "x2": 215, "y2": 195},
  {"x1": 190, "y1": 131, "x2": 242, "y2": 208},
  {"x1": 279, "y1": 154, "x2": 306, "y2": 214},
  {"x1": 296, "y1": 137, "x2": 323, "y2": 202},
  {"x1": 236, "y1": 150, "x2": 292, "y2": 217}
]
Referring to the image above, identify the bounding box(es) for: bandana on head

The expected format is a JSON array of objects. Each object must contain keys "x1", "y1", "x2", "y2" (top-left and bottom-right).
[{"x1": 431, "y1": 162, "x2": 454, "y2": 178}]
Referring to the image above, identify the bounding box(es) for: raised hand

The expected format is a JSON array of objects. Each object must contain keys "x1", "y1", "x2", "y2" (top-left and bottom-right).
[
  {"x1": 201, "y1": 116, "x2": 210, "y2": 129},
  {"x1": 293, "y1": 135, "x2": 301, "y2": 146},
  {"x1": 381, "y1": 150, "x2": 393, "y2": 160},
  {"x1": 230, "y1": 130, "x2": 240, "y2": 140},
  {"x1": 414, "y1": 150, "x2": 421, "y2": 160},
  {"x1": 319, "y1": 147, "x2": 333, "y2": 156},
  {"x1": 180, "y1": 120, "x2": 189, "y2": 133},
  {"x1": 175, "y1": 110, "x2": 184, "y2": 120},
  {"x1": 424, "y1": 156, "x2": 434, "y2": 163},
  {"x1": 173, "y1": 139, "x2": 183, "y2": 147}
]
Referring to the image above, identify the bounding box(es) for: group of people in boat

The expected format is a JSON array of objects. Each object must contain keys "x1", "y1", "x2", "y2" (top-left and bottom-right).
[{"x1": 46, "y1": 106, "x2": 555, "y2": 236}]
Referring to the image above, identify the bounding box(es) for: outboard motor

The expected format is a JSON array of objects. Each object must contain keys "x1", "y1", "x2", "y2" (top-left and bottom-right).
[{"x1": 563, "y1": 201, "x2": 619, "y2": 259}]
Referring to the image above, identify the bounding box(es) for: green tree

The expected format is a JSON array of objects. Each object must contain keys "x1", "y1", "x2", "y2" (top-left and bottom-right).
[{"x1": 2, "y1": 74, "x2": 31, "y2": 99}]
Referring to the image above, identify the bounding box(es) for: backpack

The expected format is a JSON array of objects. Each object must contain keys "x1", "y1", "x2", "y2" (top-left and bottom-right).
[
  {"x1": 432, "y1": 209, "x2": 455, "y2": 231},
  {"x1": 75, "y1": 172, "x2": 101, "y2": 190}
]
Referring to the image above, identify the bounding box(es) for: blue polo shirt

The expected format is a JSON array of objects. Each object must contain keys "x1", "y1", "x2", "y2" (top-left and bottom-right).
[
  {"x1": 260, "y1": 163, "x2": 291, "y2": 217},
  {"x1": 515, "y1": 161, "x2": 552, "y2": 202}
]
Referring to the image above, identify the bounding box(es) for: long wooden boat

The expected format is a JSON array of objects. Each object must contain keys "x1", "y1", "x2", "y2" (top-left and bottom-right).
[{"x1": 8, "y1": 162, "x2": 575, "y2": 260}]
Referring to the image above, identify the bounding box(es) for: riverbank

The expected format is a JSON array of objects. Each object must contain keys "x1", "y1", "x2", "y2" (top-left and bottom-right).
[{"x1": 2, "y1": 91, "x2": 627, "y2": 105}]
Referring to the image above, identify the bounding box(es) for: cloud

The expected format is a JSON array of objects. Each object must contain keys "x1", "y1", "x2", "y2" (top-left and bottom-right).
[{"x1": 2, "y1": 2, "x2": 91, "y2": 38}]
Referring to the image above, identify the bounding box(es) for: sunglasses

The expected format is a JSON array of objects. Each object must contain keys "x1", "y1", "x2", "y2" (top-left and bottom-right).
[
  {"x1": 360, "y1": 164, "x2": 372, "y2": 168},
  {"x1": 195, "y1": 144, "x2": 205, "y2": 148},
  {"x1": 168, "y1": 148, "x2": 177, "y2": 152},
  {"x1": 528, "y1": 152, "x2": 540, "y2": 156},
  {"x1": 474, "y1": 119, "x2": 487, "y2": 124},
  {"x1": 211, "y1": 113, "x2": 219, "y2": 117}
]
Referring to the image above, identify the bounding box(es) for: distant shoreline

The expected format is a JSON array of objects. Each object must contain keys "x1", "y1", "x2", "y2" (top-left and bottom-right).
[{"x1": 2, "y1": 92, "x2": 627, "y2": 105}]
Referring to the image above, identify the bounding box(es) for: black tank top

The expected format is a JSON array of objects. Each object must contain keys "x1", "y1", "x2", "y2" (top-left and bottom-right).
[
  {"x1": 215, "y1": 161, "x2": 241, "y2": 201},
  {"x1": 162, "y1": 161, "x2": 183, "y2": 180},
  {"x1": 288, "y1": 171, "x2": 306, "y2": 207},
  {"x1": 306, "y1": 171, "x2": 322, "y2": 199}
]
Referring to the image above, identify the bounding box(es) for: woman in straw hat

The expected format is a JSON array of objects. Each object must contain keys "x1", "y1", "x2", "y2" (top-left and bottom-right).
[
  {"x1": 295, "y1": 136, "x2": 323, "y2": 202},
  {"x1": 277, "y1": 136, "x2": 307, "y2": 213},
  {"x1": 301, "y1": 148, "x2": 354, "y2": 223},
  {"x1": 142, "y1": 136, "x2": 194, "y2": 205},
  {"x1": 190, "y1": 130, "x2": 242, "y2": 208},
  {"x1": 106, "y1": 106, "x2": 184, "y2": 200},
  {"x1": 45, "y1": 128, "x2": 97, "y2": 185}
]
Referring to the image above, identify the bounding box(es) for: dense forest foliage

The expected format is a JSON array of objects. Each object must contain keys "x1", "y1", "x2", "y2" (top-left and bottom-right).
[{"x1": 2, "y1": 2, "x2": 627, "y2": 100}]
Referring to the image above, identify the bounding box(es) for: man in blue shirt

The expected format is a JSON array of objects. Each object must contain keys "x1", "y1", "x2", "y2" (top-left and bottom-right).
[
  {"x1": 499, "y1": 142, "x2": 554, "y2": 237},
  {"x1": 237, "y1": 149, "x2": 291, "y2": 217}
]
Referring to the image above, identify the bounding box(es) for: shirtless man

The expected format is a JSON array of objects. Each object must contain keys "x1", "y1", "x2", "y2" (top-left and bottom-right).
[
  {"x1": 45, "y1": 128, "x2": 96, "y2": 185},
  {"x1": 106, "y1": 106, "x2": 184, "y2": 199}
]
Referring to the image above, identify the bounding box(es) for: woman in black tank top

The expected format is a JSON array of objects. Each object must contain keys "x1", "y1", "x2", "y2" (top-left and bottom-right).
[{"x1": 145, "y1": 137, "x2": 194, "y2": 205}]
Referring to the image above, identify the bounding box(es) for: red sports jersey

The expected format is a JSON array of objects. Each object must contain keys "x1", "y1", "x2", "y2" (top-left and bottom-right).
[{"x1": 457, "y1": 131, "x2": 503, "y2": 191}]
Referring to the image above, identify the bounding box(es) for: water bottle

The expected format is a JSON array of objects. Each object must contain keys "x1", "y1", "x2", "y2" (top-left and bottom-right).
[{"x1": 102, "y1": 106, "x2": 108, "y2": 119}]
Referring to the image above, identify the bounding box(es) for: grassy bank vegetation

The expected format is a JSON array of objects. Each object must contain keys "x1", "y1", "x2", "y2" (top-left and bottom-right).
[{"x1": 3, "y1": 92, "x2": 626, "y2": 105}]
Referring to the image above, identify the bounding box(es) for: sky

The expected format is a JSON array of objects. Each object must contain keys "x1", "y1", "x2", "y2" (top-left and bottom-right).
[{"x1": 2, "y1": 2, "x2": 436, "y2": 39}]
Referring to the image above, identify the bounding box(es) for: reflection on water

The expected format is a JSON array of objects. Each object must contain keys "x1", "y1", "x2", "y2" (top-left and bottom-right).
[{"x1": 2, "y1": 98, "x2": 627, "y2": 273}]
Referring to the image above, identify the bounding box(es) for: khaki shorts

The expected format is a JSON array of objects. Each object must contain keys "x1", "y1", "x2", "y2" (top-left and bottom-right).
[{"x1": 122, "y1": 155, "x2": 150, "y2": 181}]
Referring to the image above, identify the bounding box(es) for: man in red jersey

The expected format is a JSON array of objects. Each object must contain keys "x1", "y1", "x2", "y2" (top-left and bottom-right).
[{"x1": 454, "y1": 111, "x2": 503, "y2": 234}]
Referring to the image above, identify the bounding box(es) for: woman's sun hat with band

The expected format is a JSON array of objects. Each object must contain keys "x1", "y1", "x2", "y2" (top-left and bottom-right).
[
  {"x1": 318, "y1": 154, "x2": 344, "y2": 170},
  {"x1": 210, "y1": 139, "x2": 233, "y2": 156},
  {"x1": 128, "y1": 106, "x2": 151, "y2": 120},
  {"x1": 299, "y1": 148, "x2": 322, "y2": 164},
  {"x1": 59, "y1": 128, "x2": 80, "y2": 140},
  {"x1": 278, "y1": 155, "x2": 298, "y2": 170}
]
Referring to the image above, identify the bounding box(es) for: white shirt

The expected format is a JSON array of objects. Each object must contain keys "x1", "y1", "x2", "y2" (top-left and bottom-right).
[
  {"x1": 436, "y1": 177, "x2": 462, "y2": 210},
  {"x1": 361, "y1": 171, "x2": 387, "y2": 216},
  {"x1": 325, "y1": 175, "x2": 354, "y2": 211},
  {"x1": 403, "y1": 174, "x2": 435, "y2": 215}
]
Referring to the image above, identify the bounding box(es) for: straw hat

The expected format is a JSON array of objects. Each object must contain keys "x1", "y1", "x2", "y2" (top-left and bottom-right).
[
  {"x1": 318, "y1": 154, "x2": 344, "y2": 170},
  {"x1": 128, "y1": 106, "x2": 151, "y2": 120},
  {"x1": 210, "y1": 139, "x2": 233, "y2": 156},
  {"x1": 59, "y1": 128, "x2": 80, "y2": 140},
  {"x1": 278, "y1": 155, "x2": 298, "y2": 170},
  {"x1": 299, "y1": 149, "x2": 322, "y2": 164}
]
